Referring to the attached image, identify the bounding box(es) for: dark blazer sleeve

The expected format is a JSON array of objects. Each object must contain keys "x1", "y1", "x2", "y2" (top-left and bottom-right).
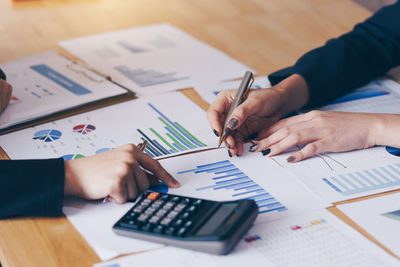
[
  {"x1": 268, "y1": 1, "x2": 400, "y2": 108},
  {"x1": 0, "y1": 68, "x2": 5, "y2": 80},
  {"x1": 0, "y1": 158, "x2": 65, "y2": 219}
]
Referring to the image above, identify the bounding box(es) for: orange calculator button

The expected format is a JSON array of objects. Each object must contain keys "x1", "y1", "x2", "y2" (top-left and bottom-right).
[{"x1": 147, "y1": 192, "x2": 160, "y2": 200}]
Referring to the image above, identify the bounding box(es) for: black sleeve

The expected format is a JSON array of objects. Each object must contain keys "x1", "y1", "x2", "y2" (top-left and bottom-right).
[
  {"x1": 0, "y1": 68, "x2": 5, "y2": 80},
  {"x1": 0, "y1": 158, "x2": 65, "y2": 219},
  {"x1": 268, "y1": 1, "x2": 400, "y2": 108}
]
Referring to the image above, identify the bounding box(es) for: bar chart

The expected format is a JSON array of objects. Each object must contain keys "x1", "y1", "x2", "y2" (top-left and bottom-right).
[
  {"x1": 322, "y1": 163, "x2": 400, "y2": 196},
  {"x1": 114, "y1": 65, "x2": 189, "y2": 87},
  {"x1": 177, "y1": 159, "x2": 287, "y2": 214},
  {"x1": 136, "y1": 103, "x2": 207, "y2": 158}
]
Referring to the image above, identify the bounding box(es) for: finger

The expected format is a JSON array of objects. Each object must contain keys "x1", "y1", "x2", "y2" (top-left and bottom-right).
[
  {"x1": 136, "y1": 151, "x2": 180, "y2": 188},
  {"x1": 226, "y1": 96, "x2": 264, "y2": 130},
  {"x1": 145, "y1": 172, "x2": 160, "y2": 186},
  {"x1": 234, "y1": 132, "x2": 245, "y2": 156},
  {"x1": 207, "y1": 90, "x2": 234, "y2": 135},
  {"x1": 125, "y1": 171, "x2": 139, "y2": 200},
  {"x1": 287, "y1": 140, "x2": 328, "y2": 163},
  {"x1": 259, "y1": 128, "x2": 321, "y2": 156},
  {"x1": 110, "y1": 179, "x2": 129, "y2": 204},
  {"x1": 132, "y1": 163, "x2": 150, "y2": 192}
]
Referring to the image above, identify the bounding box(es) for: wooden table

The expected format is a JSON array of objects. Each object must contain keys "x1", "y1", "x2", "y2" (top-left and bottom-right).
[{"x1": 0, "y1": 0, "x2": 397, "y2": 266}]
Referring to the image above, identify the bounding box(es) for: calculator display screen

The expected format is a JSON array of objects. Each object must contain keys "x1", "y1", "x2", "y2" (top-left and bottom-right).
[{"x1": 196, "y1": 204, "x2": 237, "y2": 236}]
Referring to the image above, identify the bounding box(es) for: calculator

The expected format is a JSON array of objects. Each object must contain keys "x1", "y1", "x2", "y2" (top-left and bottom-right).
[{"x1": 113, "y1": 191, "x2": 258, "y2": 255}]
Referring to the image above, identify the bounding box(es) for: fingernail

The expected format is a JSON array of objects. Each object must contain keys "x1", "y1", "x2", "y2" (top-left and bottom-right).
[
  {"x1": 249, "y1": 144, "x2": 259, "y2": 152},
  {"x1": 213, "y1": 129, "x2": 219, "y2": 137},
  {"x1": 247, "y1": 132, "x2": 259, "y2": 140},
  {"x1": 227, "y1": 118, "x2": 238, "y2": 130},
  {"x1": 261, "y1": 148, "x2": 271, "y2": 156},
  {"x1": 225, "y1": 141, "x2": 231, "y2": 149},
  {"x1": 174, "y1": 180, "x2": 181, "y2": 187},
  {"x1": 228, "y1": 150, "x2": 232, "y2": 158},
  {"x1": 287, "y1": 156, "x2": 296, "y2": 163}
]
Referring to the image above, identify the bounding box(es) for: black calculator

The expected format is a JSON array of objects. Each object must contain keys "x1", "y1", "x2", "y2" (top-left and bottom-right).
[{"x1": 113, "y1": 191, "x2": 258, "y2": 255}]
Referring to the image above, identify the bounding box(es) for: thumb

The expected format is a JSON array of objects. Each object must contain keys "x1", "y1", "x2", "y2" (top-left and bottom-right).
[{"x1": 226, "y1": 97, "x2": 260, "y2": 130}]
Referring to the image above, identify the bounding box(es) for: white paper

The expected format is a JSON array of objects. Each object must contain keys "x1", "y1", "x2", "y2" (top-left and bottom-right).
[
  {"x1": 63, "y1": 198, "x2": 164, "y2": 261},
  {"x1": 94, "y1": 209, "x2": 399, "y2": 267},
  {"x1": 0, "y1": 92, "x2": 218, "y2": 160},
  {"x1": 318, "y1": 78, "x2": 400, "y2": 114},
  {"x1": 158, "y1": 145, "x2": 328, "y2": 224},
  {"x1": 338, "y1": 192, "x2": 400, "y2": 258},
  {"x1": 0, "y1": 51, "x2": 128, "y2": 130},
  {"x1": 195, "y1": 75, "x2": 270, "y2": 104},
  {"x1": 59, "y1": 23, "x2": 254, "y2": 96}
]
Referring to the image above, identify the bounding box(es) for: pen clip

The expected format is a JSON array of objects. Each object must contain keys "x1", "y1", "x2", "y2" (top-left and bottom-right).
[{"x1": 242, "y1": 75, "x2": 254, "y2": 101}]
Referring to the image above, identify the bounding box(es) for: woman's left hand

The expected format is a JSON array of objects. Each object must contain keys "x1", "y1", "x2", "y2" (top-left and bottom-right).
[{"x1": 251, "y1": 110, "x2": 386, "y2": 162}]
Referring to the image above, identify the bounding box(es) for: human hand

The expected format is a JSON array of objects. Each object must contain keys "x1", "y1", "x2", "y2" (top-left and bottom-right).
[
  {"x1": 63, "y1": 144, "x2": 180, "y2": 203},
  {"x1": 252, "y1": 110, "x2": 384, "y2": 162},
  {"x1": 207, "y1": 74, "x2": 309, "y2": 156},
  {"x1": 0, "y1": 79, "x2": 12, "y2": 114}
]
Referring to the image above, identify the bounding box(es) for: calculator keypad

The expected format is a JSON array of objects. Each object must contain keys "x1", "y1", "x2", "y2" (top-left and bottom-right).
[{"x1": 118, "y1": 191, "x2": 204, "y2": 237}]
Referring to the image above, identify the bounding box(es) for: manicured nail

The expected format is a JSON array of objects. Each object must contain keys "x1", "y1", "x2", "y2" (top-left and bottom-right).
[
  {"x1": 261, "y1": 148, "x2": 271, "y2": 156},
  {"x1": 213, "y1": 129, "x2": 219, "y2": 137},
  {"x1": 247, "y1": 132, "x2": 259, "y2": 140},
  {"x1": 249, "y1": 144, "x2": 259, "y2": 152},
  {"x1": 228, "y1": 150, "x2": 232, "y2": 158},
  {"x1": 227, "y1": 118, "x2": 238, "y2": 130},
  {"x1": 287, "y1": 156, "x2": 296, "y2": 163}
]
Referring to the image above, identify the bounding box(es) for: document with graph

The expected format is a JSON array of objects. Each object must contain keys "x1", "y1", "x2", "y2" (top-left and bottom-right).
[
  {"x1": 194, "y1": 75, "x2": 270, "y2": 104},
  {"x1": 158, "y1": 147, "x2": 327, "y2": 224},
  {"x1": 94, "y1": 209, "x2": 399, "y2": 267},
  {"x1": 0, "y1": 51, "x2": 128, "y2": 130},
  {"x1": 0, "y1": 92, "x2": 217, "y2": 160},
  {"x1": 59, "y1": 23, "x2": 253, "y2": 96}
]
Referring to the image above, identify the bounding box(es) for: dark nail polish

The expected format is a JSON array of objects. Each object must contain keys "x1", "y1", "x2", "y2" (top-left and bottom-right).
[
  {"x1": 249, "y1": 144, "x2": 259, "y2": 152},
  {"x1": 228, "y1": 150, "x2": 232, "y2": 158},
  {"x1": 287, "y1": 156, "x2": 296, "y2": 163},
  {"x1": 247, "y1": 132, "x2": 259, "y2": 140},
  {"x1": 261, "y1": 148, "x2": 271, "y2": 156},
  {"x1": 213, "y1": 129, "x2": 219, "y2": 137},
  {"x1": 227, "y1": 118, "x2": 238, "y2": 130}
]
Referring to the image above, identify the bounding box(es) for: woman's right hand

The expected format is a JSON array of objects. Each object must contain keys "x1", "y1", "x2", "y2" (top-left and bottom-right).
[
  {"x1": 207, "y1": 74, "x2": 309, "y2": 156},
  {"x1": 0, "y1": 79, "x2": 12, "y2": 114}
]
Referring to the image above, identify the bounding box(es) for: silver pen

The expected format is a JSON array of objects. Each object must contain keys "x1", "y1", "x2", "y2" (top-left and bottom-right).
[{"x1": 218, "y1": 71, "x2": 254, "y2": 147}]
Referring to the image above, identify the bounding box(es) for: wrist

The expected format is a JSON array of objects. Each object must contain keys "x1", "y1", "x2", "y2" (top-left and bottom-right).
[
  {"x1": 369, "y1": 114, "x2": 400, "y2": 147},
  {"x1": 273, "y1": 74, "x2": 310, "y2": 115},
  {"x1": 64, "y1": 160, "x2": 79, "y2": 196}
]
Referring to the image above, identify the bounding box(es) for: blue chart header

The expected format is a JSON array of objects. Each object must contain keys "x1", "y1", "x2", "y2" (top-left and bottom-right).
[{"x1": 30, "y1": 64, "x2": 92, "y2": 96}]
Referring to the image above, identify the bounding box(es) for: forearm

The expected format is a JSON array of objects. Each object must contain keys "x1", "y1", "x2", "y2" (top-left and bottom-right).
[
  {"x1": 269, "y1": 1, "x2": 400, "y2": 108},
  {"x1": 0, "y1": 159, "x2": 65, "y2": 219}
]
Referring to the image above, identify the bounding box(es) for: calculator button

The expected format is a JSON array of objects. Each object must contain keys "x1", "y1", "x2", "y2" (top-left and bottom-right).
[
  {"x1": 177, "y1": 227, "x2": 187, "y2": 237},
  {"x1": 160, "y1": 194, "x2": 169, "y2": 201},
  {"x1": 133, "y1": 207, "x2": 145, "y2": 213},
  {"x1": 193, "y1": 199, "x2": 202, "y2": 205},
  {"x1": 165, "y1": 227, "x2": 176, "y2": 235},
  {"x1": 142, "y1": 199, "x2": 152, "y2": 204},
  {"x1": 153, "y1": 225, "x2": 165, "y2": 233},
  {"x1": 173, "y1": 203, "x2": 186, "y2": 212},
  {"x1": 160, "y1": 218, "x2": 173, "y2": 226},
  {"x1": 147, "y1": 192, "x2": 160, "y2": 200},
  {"x1": 145, "y1": 207, "x2": 157, "y2": 215},
  {"x1": 141, "y1": 223, "x2": 152, "y2": 232},
  {"x1": 149, "y1": 216, "x2": 161, "y2": 224},
  {"x1": 180, "y1": 212, "x2": 190, "y2": 220},
  {"x1": 182, "y1": 198, "x2": 191, "y2": 204},
  {"x1": 137, "y1": 214, "x2": 150, "y2": 222},
  {"x1": 164, "y1": 202, "x2": 175, "y2": 209},
  {"x1": 174, "y1": 219, "x2": 183, "y2": 227},
  {"x1": 171, "y1": 196, "x2": 180, "y2": 202},
  {"x1": 184, "y1": 221, "x2": 192, "y2": 228},
  {"x1": 166, "y1": 211, "x2": 179, "y2": 219},
  {"x1": 155, "y1": 210, "x2": 167, "y2": 217},
  {"x1": 188, "y1": 206, "x2": 197, "y2": 213}
]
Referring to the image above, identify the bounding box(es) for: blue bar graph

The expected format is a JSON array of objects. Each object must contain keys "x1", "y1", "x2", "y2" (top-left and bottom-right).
[
  {"x1": 323, "y1": 164, "x2": 400, "y2": 196},
  {"x1": 178, "y1": 160, "x2": 287, "y2": 214}
]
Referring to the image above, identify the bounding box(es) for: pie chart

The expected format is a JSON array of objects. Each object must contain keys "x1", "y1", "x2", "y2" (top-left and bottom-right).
[
  {"x1": 386, "y1": 146, "x2": 400, "y2": 157},
  {"x1": 73, "y1": 124, "x2": 96, "y2": 135},
  {"x1": 33, "y1": 129, "x2": 62, "y2": 142},
  {"x1": 62, "y1": 154, "x2": 85, "y2": 160}
]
